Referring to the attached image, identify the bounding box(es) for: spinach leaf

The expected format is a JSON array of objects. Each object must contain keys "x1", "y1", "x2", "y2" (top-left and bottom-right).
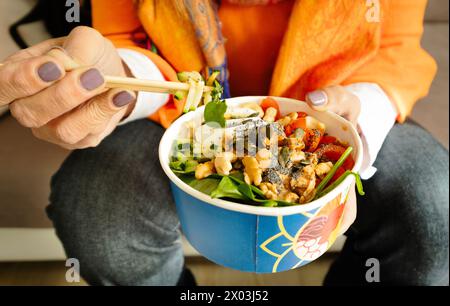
[
  {"x1": 189, "y1": 177, "x2": 221, "y2": 195},
  {"x1": 237, "y1": 184, "x2": 296, "y2": 207},
  {"x1": 204, "y1": 99, "x2": 227, "y2": 128},
  {"x1": 211, "y1": 176, "x2": 247, "y2": 200},
  {"x1": 204, "y1": 80, "x2": 226, "y2": 127},
  {"x1": 211, "y1": 172, "x2": 266, "y2": 198},
  {"x1": 177, "y1": 171, "x2": 298, "y2": 207},
  {"x1": 170, "y1": 159, "x2": 198, "y2": 174},
  {"x1": 238, "y1": 184, "x2": 277, "y2": 207}
]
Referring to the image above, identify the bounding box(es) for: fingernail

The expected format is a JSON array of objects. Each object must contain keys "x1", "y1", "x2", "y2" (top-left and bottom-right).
[
  {"x1": 80, "y1": 68, "x2": 104, "y2": 91},
  {"x1": 113, "y1": 91, "x2": 135, "y2": 107},
  {"x1": 307, "y1": 90, "x2": 327, "y2": 106},
  {"x1": 38, "y1": 62, "x2": 62, "y2": 82}
]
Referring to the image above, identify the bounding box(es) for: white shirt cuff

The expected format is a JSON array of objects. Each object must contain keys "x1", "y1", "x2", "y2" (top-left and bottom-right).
[
  {"x1": 345, "y1": 83, "x2": 398, "y2": 180},
  {"x1": 117, "y1": 49, "x2": 170, "y2": 125}
]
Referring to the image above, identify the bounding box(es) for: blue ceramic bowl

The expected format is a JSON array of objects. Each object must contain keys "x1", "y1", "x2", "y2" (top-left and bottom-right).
[{"x1": 159, "y1": 96, "x2": 362, "y2": 273}]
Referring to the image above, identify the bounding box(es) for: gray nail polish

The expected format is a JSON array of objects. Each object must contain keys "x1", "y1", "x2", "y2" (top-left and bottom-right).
[
  {"x1": 80, "y1": 68, "x2": 104, "y2": 91},
  {"x1": 113, "y1": 91, "x2": 135, "y2": 107},
  {"x1": 307, "y1": 90, "x2": 327, "y2": 106},
  {"x1": 38, "y1": 62, "x2": 62, "y2": 82}
]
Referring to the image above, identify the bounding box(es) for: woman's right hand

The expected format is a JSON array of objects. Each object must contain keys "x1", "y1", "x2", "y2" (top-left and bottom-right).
[{"x1": 0, "y1": 26, "x2": 136, "y2": 149}]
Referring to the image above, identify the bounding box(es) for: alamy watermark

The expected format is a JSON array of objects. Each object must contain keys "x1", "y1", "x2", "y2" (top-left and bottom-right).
[
  {"x1": 65, "y1": 258, "x2": 81, "y2": 283},
  {"x1": 65, "y1": 0, "x2": 80, "y2": 23},
  {"x1": 365, "y1": 258, "x2": 380, "y2": 283}
]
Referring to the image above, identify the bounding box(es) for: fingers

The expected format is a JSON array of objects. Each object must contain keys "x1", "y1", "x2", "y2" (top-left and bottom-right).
[
  {"x1": 10, "y1": 67, "x2": 106, "y2": 128},
  {"x1": 305, "y1": 89, "x2": 329, "y2": 111},
  {"x1": 32, "y1": 88, "x2": 135, "y2": 146},
  {"x1": 47, "y1": 46, "x2": 80, "y2": 71},
  {"x1": 306, "y1": 86, "x2": 361, "y2": 125},
  {"x1": 323, "y1": 86, "x2": 361, "y2": 124},
  {"x1": 2, "y1": 37, "x2": 65, "y2": 63},
  {"x1": 63, "y1": 26, "x2": 124, "y2": 76},
  {"x1": 0, "y1": 55, "x2": 65, "y2": 106}
]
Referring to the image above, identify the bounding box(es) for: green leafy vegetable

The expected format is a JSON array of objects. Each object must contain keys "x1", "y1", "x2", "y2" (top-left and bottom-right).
[
  {"x1": 189, "y1": 177, "x2": 221, "y2": 195},
  {"x1": 238, "y1": 184, "x2": 296, "y2": 207},
  {"x1": 211, "y1": 172, "x2": 265, "y2": 198},
  {"x1": 238, "y1": 184, "x2": 277, "y2": 207},
  {"x1": 204, "y1": 80, "x2": 226, "y2": 127},
  {"x1": 178, "y1": 174, "x2": 221, "y2": 195},
  {"x1": 204, "y1": 100, "x2": 227, "y2": 128},
  {"x1": 169, "y1": 159, "x2": 198, "y2": 174},
  {"x1": 211, "y1": 176, "x2": 247, "y2": 200}
]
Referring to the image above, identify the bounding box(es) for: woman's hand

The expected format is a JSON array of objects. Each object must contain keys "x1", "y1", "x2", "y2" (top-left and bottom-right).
[
  {"x1": 0, "y1": 26, "x2": 136, "y2": 149},
  {"x1": 306, "y1": 85, "x2": 361, "y2": 236},
  {"x1": 305, "y1": 85, "x2": 361, "y2": 126}
]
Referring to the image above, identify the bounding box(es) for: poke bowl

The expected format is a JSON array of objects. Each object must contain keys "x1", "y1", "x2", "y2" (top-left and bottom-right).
[{"x1": 159, "y1": 96, "x2": 363, "y2": 273}]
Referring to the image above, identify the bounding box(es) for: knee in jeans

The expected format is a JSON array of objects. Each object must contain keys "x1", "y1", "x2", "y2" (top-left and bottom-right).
[
  {"x1": 47, "y1": 153, "x2": 182, "y2": 285},
  {"x1": 48, "y1": 196, "x2": 182, "y2": 285},
  {"x1": 393, "y1": 174, "x2": 449, "y2": 284}
]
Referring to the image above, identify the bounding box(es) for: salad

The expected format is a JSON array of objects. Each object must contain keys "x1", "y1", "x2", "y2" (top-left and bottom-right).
[{"x1": 169, "y1": 74, "x2": 363, "y2": 207}]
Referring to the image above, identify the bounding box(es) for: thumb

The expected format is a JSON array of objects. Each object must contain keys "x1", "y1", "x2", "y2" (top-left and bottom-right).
[
  {"x1": 305, "y1": 89, "x2": 328, "y2": 111},
  {"x1": 62, "y1": 26, "x2": 107, "y2": 66},
  {"x1": 43, "y1": 27, "x2": 104, "y2": 71},
  {"x1": 62, "y1": 26, "x2": 124, "y2": 76}
]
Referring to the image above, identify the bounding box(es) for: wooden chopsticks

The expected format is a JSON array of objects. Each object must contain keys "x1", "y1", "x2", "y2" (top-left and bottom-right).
[
  {"x1": 104, "y1": 76, "x2": 212, "y2": 94},
  {"x1": 0, "y1": 63, "x2": 213, "y2": 94}
]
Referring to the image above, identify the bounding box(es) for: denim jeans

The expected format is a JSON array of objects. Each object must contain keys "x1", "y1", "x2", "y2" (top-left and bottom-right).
[{"x1": 47, "y1": 119, "x2": 449, "y2": 286}]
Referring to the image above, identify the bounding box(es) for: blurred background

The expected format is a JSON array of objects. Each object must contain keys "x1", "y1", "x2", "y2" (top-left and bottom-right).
[{"x1": 0, "y1": 0, "x2": 448, "y2": 285}]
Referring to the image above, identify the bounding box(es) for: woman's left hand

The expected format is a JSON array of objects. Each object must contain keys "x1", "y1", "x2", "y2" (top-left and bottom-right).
[
  {"x1": 305, "y1": 85, "x2": 361, "y2": 236},
  {"x1": 305, "y1": 85, "x2": 361, "y2": 126}
]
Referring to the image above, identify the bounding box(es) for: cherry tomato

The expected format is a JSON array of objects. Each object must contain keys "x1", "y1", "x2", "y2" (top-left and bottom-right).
[
  {"x1": 289, "y1": 117, "x2": 307, "y2": 130},
  {"x1": 315, "y1": 144, "x2": 355, "y2": 170},
  {"x1": 319, "y1": 135, "x2": 337, "y2": 145},
  {"x1": 284, "y1": 124, "x2": 293, "y2": 136},
  {"x1": 330, "y1": 167, "x2": 346, "y2": 183}
]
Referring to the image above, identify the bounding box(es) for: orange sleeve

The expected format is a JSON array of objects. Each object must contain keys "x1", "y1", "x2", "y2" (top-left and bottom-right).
[
  {"x1": 90, "y1": 0, "x2": 183, "y2": 128},
  {"x1": 343, "y1": 0, "x2": 437, "y2": 122}
]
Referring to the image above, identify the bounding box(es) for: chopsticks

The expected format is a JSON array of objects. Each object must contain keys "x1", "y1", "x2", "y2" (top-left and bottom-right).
[
  {"x1": 0, "y1": 63, "x2": 213, "y2": 95},
  {"x1": 104, "y1": 76, "x2": 212, "y2": 94}
]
